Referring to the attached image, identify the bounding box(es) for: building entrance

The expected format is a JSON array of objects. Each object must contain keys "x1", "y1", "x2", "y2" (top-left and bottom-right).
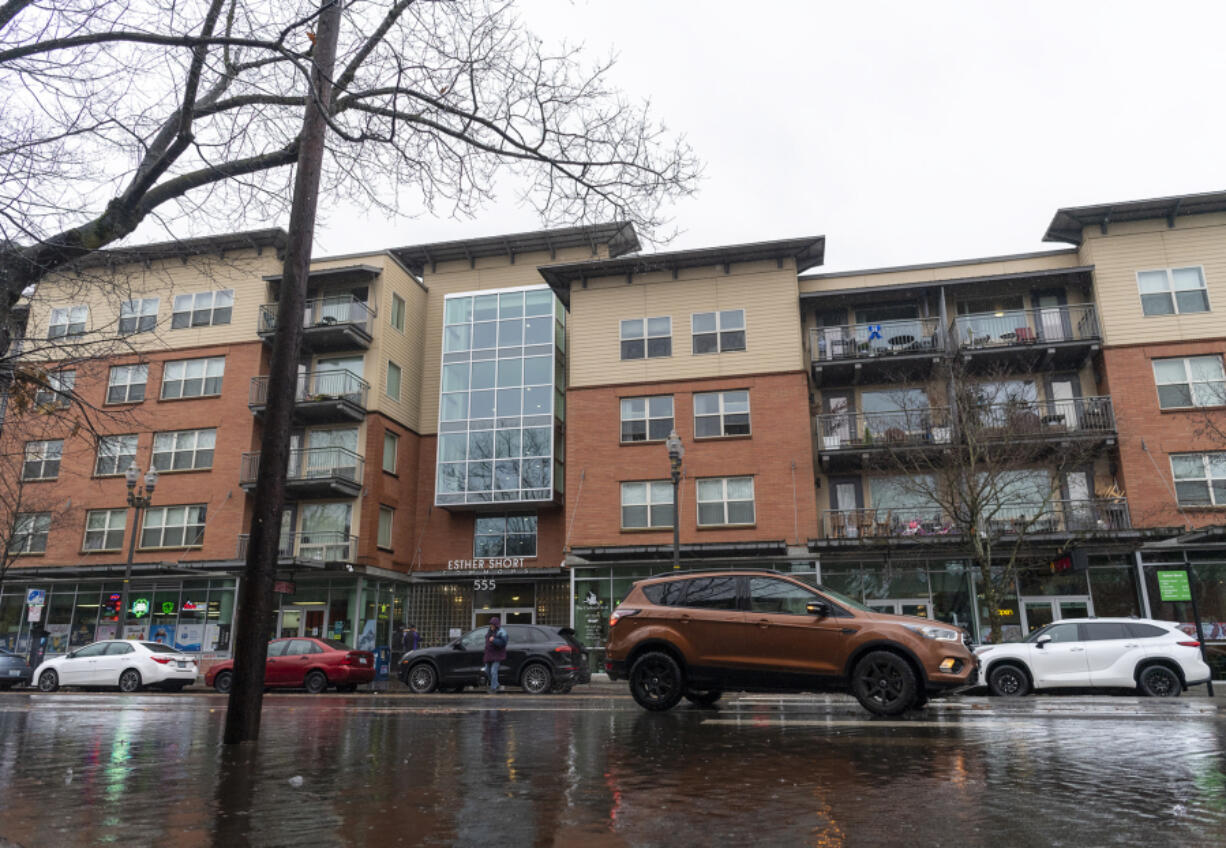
[
  {"x1": 1019, "y1": 596, "x2": 1092, "y2": 635},
  {"x1": 277, "y1": 606, "x2": 327, "y2": 639}
]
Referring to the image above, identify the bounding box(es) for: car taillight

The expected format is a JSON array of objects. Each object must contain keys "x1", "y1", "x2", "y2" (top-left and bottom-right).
[
  {"x1": 609, "y1": 608, "x2": 640, "y2": 627},
  {"x1": 1178, "y1": 640, "x2": 1201, "y2": 648},
  {"x1": 553, "y1": 644, "x2": 573, "y2": 653},
  {"x1": 150, "y1": 656, "x2": 172, "y2": 665}
]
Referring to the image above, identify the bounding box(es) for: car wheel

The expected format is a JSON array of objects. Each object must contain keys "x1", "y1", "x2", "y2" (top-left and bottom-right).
[
  {"x1": 118, "y1": 669, "x2": 142, "y2": 693},
  {"x1": 38, "y1": 669, "x2": 59, "y2": 692},
  {"x1": 851, "y1": 650, "x2": 918, "y2": 716},
  {"x1": 683, "y1": 688, "x2": 722, "y2": 706},
  {"x1": 336, "y1": 683, "x2": 358, "y2": 693},
  {"x1": 407, "y1": 663, "x2": 437, "y2": 694},
  {"x1": 213, "y1": 670, "x2": 233, "y2": 694},
  {"x1": 1138, "y1": 664, "x2": 1181, "y2": 698},
  {"x1": 304, "y1": 670, "x2": 329, "y2": 694},
  {"x1": 520, "y1": 663, "x2": 553, "y2": 695},
  {"x1": 988, "y1": 663, "x2": 1031, "y2": 697},
  {"x1": 628, "y1": 651, "x2": 684, "y2": 712}
]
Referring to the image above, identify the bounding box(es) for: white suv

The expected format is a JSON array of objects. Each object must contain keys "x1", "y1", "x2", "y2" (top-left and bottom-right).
[{"x1": 975, "y1": 618, "x2": 1212, "y2": 697}]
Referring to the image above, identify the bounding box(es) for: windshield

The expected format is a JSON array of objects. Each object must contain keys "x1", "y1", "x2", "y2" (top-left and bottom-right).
[{"x1": 813, "y1": 584, "x2": 873, "y2": 612}]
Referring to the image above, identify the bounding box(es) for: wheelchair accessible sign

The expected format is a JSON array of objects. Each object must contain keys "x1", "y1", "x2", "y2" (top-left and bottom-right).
[{"x1": 1156, "y1": 571, "x2": 1192, "y2": 602}]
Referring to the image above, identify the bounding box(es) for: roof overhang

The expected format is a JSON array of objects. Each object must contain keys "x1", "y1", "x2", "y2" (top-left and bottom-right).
[
  {"x1": 799, "y1": 265, "x2": 1094, "y2": 303},
  {"x1": 1141, "y1": 524, "x2": 1226, "y2": 549},
  {"x1": 566, "y1": 540, "x2": 790, "y2": 562},
  {"x1": 263, "y1": 263, "x2": 382, "y2": 283},
  {"x1": 390, "y1": 222, "x2": 639, "y2": 276},
  {"x1": 64, "y1": 228, "x2": 288, "y2": 271},
  {"x1": 538, "y1": 236, "x2": 825, "y2": 306},
  {"x1": 1044, "y1": 190, "x2": 1226, "y2": 245}
]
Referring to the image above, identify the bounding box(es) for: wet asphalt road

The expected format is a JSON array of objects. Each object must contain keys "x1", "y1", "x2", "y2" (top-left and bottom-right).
[{"x1": 0, "y1": 688, "x2": 1223, "y2": 848}]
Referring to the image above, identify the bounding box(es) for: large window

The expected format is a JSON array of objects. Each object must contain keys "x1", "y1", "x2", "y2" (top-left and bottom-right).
[
  {"x1": 474, "y1": 514, "x2": 537, "y2": 557},
  {"x1": 620, "y1": 317, "x2": 671, "y2": 360},
  {"x1": 171, "y1": 289, "x2": 233, "y2": 328},
  {"x1": 696, "y1": 476, "x2": 755, "y2": 526},
  {"x1": 48, "y1": 305, "x2": 87, "y2": 339},
  {"x1": 95, "y1": 434, "x2": 139, "y2": 476},
  {"x1": 161, "y1": 357, "x2": 224, "y2": 399},
  {"x1": 1153, "y1": 356, "x2": 1225, "y2": 409},
  {"x1": 83, "y1": 509, "x2": 126, "y2": 551},
  {"x1": 692, "y1": 310, "x2": 746, "y2": 354},
  {"x1": 34, "y1": 370, "x2": 74, "y2": 408},
  {"x1": 152, "y1": 428, "x2": 216, "y2": 471},
  {"x1": 23, "y1": 440, "x2": 62, "y2": 480},
  {"x1": 140, "y1": 505, "x2": 207, "y2": 549},
  {"x1": 1137, "y1": 267, "x2": 1210, "y2": 316},
  {"x1": 120, "y1": 298, "x2": 159, "y2": 335},
  {"x1": 107, "y1": 364, "x2": 148, "y2": 404},
  {"x1": 694, "y1": 390, "x2": 750, "y2": 437},
  {"x1": 1170, "y1": 453, "x2": 1226, "y2": 506},
  {"x1": 620, "y1": 395, "x2": 674, "y2": 442},
  {"x1": 11, "y1": 513, "x2": 51, "y2": 554},
  {"x1": 382, "y1": 431, "x2": 399, "y2": 474},
  {"x1": 377, "y1": 506, "x2": 394, "y2": 549},
  {"x1": 621, "y1": 481, "x2": 674, "y2": 529}
]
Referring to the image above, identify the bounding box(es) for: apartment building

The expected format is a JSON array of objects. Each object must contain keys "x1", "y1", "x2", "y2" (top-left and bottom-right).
[{"x1": 1, "y1": 190, "x2": 1222, "y2": 679}]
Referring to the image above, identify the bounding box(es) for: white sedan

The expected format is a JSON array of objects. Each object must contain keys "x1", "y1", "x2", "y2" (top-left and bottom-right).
[
  {"x1": 975, "y1": 617, "x2": 1212, "y2": 697},
  {"x1": 34, "y1": 640, "x2": 198, "y2": 693}
]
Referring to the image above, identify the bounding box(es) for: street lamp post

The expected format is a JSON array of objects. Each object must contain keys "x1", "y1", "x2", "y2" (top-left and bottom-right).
[
  {"x1": 119, "y1": 462, "x2": 158, "y2": 634},
  {"x1": 665, "y1": 429, "x2": 685, "y2": 570}
]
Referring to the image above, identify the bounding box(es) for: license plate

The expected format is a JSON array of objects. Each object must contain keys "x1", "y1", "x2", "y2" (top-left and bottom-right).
[
  {"x1": 177, "y1": 661, "x2": 186, "y2": 668},
  {"x1": 360, "y1": 658, "x2": 368, "y2": 665},
  {"x1": 5, "y1": 670, "x2": 19, "y2": 677}
]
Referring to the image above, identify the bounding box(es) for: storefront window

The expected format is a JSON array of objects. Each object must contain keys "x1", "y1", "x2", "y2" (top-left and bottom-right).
[
  {"x1": 0, "y1": 594, "x2": 22, "y2": 651},
  {"x1": 70, "y1": 590, "x2": 99, "y2": 647},
  {"x1": 1016, "y1": 568, "x2": 1089, "y2": 596},
  {"x1": 45, "y1": 588, "x2": 75, "y2": 654},
  {"x1": 928, "y1": 562, "x2": 975, "y2": 634},
  {"x1": 1087, "y1": 567, "x2": 1142, "y2": 618},
  {"x1": 328, "y1": 589, "x2": 353, "y2": 646},
  {"x1": 207, "y1": 588, "x2": 235, "y2": 652}
]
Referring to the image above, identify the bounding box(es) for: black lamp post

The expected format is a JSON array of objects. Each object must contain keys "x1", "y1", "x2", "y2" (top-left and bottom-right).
[
  {"x1": 665, "y1": 429, "x2": 684, "y2": 570},
  {"x1": 119, "y1": 461, "x2": 158, "y2": 633}
]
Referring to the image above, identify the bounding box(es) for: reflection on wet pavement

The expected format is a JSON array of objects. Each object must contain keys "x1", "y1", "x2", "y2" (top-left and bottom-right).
[{"x1": 0, "y1": 692, "x2": 1222, "y2": 847}]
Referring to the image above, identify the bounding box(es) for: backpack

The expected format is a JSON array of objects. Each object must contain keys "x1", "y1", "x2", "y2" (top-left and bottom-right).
[{"x1": 492, "y1": 628, "x2": 508, "y2": 649}]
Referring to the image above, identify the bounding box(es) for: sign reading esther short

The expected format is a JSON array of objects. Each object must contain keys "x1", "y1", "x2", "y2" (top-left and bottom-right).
[
  {"x1": 1157, "y1": 570, "x2": 1192, "y2": 602},
  {"x1": 446, "y1": 558, "x2": 526, "y2": 573}
]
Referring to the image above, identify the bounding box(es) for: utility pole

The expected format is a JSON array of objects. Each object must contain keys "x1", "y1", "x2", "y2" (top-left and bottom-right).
[{"x1": 224, "y1": 0, "x2": 344, "y2": 745}]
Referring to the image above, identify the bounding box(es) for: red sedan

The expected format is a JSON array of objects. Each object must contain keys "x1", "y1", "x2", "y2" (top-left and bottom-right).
[{"x1": 206, "y1": 637, "x2": 375, "y2": 694}]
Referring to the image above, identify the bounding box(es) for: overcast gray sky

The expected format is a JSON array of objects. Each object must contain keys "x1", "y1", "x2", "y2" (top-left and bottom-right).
[{"x1": 314, "y1": 0, "x2": 1226, "y2": 273}]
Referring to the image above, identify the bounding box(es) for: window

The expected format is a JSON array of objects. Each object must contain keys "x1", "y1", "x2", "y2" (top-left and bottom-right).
[
  {"x1": 140, "y1": 505, "x2": 207, "y2": 548},
  {"x1": 749, "y1": 576, "x2": 818, "y2": 615},
  {"x1": 107, "y1": 364, "x2": 148, "y2": 404},
  {"x1": 382, "y1": 431, "x2": 399, "y2": 474},
  {"x1": 95, "y1": 434, "x2": 139, "y2": 476},
  {"x1": 620, "y1": 395, "x2": 674, "y2": 442},
  {"x1": 473, "y1": 514, "x2": 537, "y2": 558},
  {"x1": 161, "y1": 357, "x2": 224, "y2": 399},
  {"x1": 106, "y1": 642, "x2": 134, "y2": 655},
  {"x1": 34, "y1": 370, "x2": 75, "y2": 408},
  {"x1": 1126, "y1": 623, "x2": 1168, "y2": 639},
  {"x1": 1081, "y1": 622, "x2": 1130, "y2": 641},
  {"x1": 621, "y1": 481, "x2": 674, "y2": 529},
  {"x1": 84, "y1": 508, "x2": 126, "y2": 551},
  {"x1": 680, "y1": 576, "x2": 739, "y2": 610},
  {"x1": 120, "y1": 298, "x2": 159, "y2": 335},
  {"x1": 390, "y1": 293, "x2": 406, "y2": 332},
  {"x1": 377, "y1": 506, "x2": 394, "y2": 549},
  {"x1": 152, "y1": 428, "x2": 216, "y2": 471},
  {"x1": 11, "y1": 513, "x2": 51, "y2": 554},
  {"x1": 620, "y1": 317, "x2": 671, "y2": 359},
  {"x1": 694, "y1": 390, "x2": 750, "y2": 437},
  {"x1": 642, "y1": 581, "x2": 686, "y2": 606},
  {"x1": 48, "y1": 305, "x2": 87, "y2": 339},
  {"x1": 1153, "y1": 356, "x2": 1225, "y2": 409},
  {"x1": 692, "y1": 309, "x2": 746, "y2": 354},
  {"x1": 386, "y1": 361, "x2": 402, "y2": 400},
  {"x1": 171, "y1": 289, "x2": 233, "y2": 328},
  {"x1": 22, "y1": 440, "x2": 62, "y2": 480},
  {"x1": 696, "y1": 476, "x2": 754, "y2": 526},
  {"x1": 1170, "y1": 452, "x2": 1226, "y2": 506},
  {"x1": 1138, "y1": 267, "x2": 1210, "y2": 316}
]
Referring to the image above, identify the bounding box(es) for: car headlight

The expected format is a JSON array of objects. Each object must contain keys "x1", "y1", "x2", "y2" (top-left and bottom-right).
[{"x1": 903, "y1": 624, "x2": 962, "y2": 642}]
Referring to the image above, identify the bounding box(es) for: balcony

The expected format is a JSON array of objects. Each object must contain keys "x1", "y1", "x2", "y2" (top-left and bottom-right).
[
  {"x1": 239, "y1": 447, "x2": 364, "y2": 499},
  {"x1": 973, "y1": 396, "x2": 1116, "y2": 445},
  {"x1": 258, "y1": 295, "x2": 374, "y2": 351},
  {"x1": 809, "y1": 317, "x2": 943, "y2": 386},
  {"x1": 815, "y1": 407, "x2": 952, "y2": 471},
  {"x1": 236, "y1": 531, "x2": 360, "y2": 565},
  {"x1": 952, "y1": 304, "x2": 1100, "y2": 372},
  {"x1": 249, "y1": 369, "x2": 369, "y2": 424},
  {"x1": 820, "y1": 498, "x2": 1130, "y2": 542}
]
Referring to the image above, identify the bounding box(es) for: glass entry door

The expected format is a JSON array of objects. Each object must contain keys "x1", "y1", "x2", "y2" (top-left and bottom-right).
[
  {"x1": 473, "y1": 608, "x2": 534, "y2": 628},
  {"x1": 867, "y1": 599, "x2": 931, "y2": 619},
  {"x1": 277, "y1": 607, "x2": 327, "y2": 638},
  {"x1": 1020, "y1": 596, "x2": 1091, "y2": 636}
]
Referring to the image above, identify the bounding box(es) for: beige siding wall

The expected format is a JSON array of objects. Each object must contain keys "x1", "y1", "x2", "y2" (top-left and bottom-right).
[
  {"x1": 798, "y1": 250, "x2": 1081, "y2": 296},
  {"x1": 1077, "y1": 213, "x2": 1226, "y2": 346},
  {"x1": 569, "y1": 259, "x2": 804, "y2": 388}
]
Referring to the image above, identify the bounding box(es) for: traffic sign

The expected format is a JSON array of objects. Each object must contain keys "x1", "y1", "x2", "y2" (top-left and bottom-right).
[
  {"x1": 25, "y1": 589, "x2": 45, "y2": 606},
  {"x1": 1156, "y1": 570, "x2": 1192, "y2": 602}
]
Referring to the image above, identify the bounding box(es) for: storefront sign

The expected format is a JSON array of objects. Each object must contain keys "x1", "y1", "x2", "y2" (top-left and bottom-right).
[
  {"x1": 1157, "y1": 571, "x2": 1192, "y2": 602},
  {"x1": 25, "y1": 589, "x2": 46, "y2": 606},
  {"x1": 131, "y1": 598, "x2": 151, "y2": 618},
  {"x1": 447, "y1": 558, "x2": 527, "y2": 573},
  {"x1": 274, "y1": 581, "x2": 296, "y2": 595}
]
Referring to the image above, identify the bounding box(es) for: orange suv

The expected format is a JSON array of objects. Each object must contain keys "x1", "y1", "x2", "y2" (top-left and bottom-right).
[{"x1": 605, "y1": 570, "x2": 976, "y2": 715}]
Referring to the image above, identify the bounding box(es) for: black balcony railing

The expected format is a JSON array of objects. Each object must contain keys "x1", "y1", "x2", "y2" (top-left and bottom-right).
[
  {"x1": 810, "y1": 317, "x2": 943, "y2": 363},
  {"x1": 249, "y1": 369, "x2": 370, "y2": 409},
  {"x1": 952, "y1": 304, "x2": 1099, "y2": 350},
  {"x1": 972, "y1": 396, "x2": 1115, "y2": 437},
  {"x1": 258, "y1": 295, "x2": 374, "y2": 337},
  {"x1": 815, "y1": 407, "x2": 952, "y2": 451},
  {"x1": 822, "y1": 497, "x2": 1130, "y2": 540},
  {"x1": 236, "y1": 531, "x2": 359, "y2": 563},
  {"x1": 239, "y1": 446, "x2": 364, "y2": 490}
]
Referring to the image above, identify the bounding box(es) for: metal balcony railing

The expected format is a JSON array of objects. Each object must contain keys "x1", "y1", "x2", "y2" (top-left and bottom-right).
[
  {"x1": 952, "y1": 304, "x2": 1099, "y2": 350},
  {"x1": 258, "y1": 295, "x2": 375, "y2": 336},
  {"x1": 809, "y1": 317, "x2": 943, "y2": 362},
  {"x1": 249, "y1": 369, "x2": 370, "y2": 409},
  {"x1": 236, "y1": 531, "x2": 360, "y2": 563},
  {"x1": 971, "y1": 396, "x2": 1115, "y2": 436},
  {"x1": 239, "y1": 446, "x2": 364, "y2": 488},
  {"x1": 815, "y1": 407, "x2": 952, "y2": 451},
  {"x1": 822, "y1": 497, "x2": 1130, "y2": 540}
]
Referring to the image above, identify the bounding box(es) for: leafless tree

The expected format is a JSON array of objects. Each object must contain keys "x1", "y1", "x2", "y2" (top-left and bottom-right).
[{"x1": 0, "y1": 0, "x2": 702, "y2": 357}]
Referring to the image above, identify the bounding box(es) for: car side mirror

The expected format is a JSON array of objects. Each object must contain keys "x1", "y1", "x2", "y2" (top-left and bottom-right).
[
  {"x1": 451, "y1": 641, "x2": 463, "y2": 650},
  {"x1": 65, "y1": 652, "x2": 76, "y2": 660},
  {"x1": 806, "y1": 601, "x2": 831, "y2": 617},
  {"x1": 1036, "y1": 634, "x2": 1052, "y2": 649}
]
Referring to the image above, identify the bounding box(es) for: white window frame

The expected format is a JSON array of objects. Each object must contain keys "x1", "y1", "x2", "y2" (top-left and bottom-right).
[
  {"x1": 693, "y1": 389, "x2": 751, "y2": 438},
  {"x1": 34, "y1": 370, "x2": 75, "y2": 408},
  {"x1": 386, "y1": 360, "x2": 402, "y2": 400},
  {"x1": 473, "y1": 514, "x2": 538, "y2": 558},
  {"x1": 47, "y1": 305, "x2": 88, "y2": 340},
  {"x1": 1170, "y1": 452, "x2": 1226, "y2": 507},
  {"x1": 95, "y1": 434, "x2": 139, "y2": 476},
  {"x1": 140, "y1": 504, "x2": 207, "y2": 549},
  {"x1": 84, "y1": 508, "x2": 127, "y2": 551},
  {"x1": 11, "y1": 512, "x2": 51, "y2": 554},
  {"x1": 22, "y1": 439, "x2": 62, "y2": 480},
  {"x1": 691, "y1": 309, "x2": 746, "y2": 354},
  {"x1": 1137, "y1": 266, "x2": 1210, "y2": 316},
  {"x1": 120, "y1": 298, "x2": 159, "y2": 335},
  {"x1": 696, "y1": 476, "x2": 755, "y2": 526},
  {"x1": 620, "y1": 395, "x2": 674, "y2": 443},
  {"x1": 171, "y1": 289, "x2": 234, "y2": 328},
  {"x1": 107, "y1": 364, "x2": 149, "y2": 404},
  {"x1": 619, "y1": 316, "x2": 672, "y2": 360},
  {"x1": 620, "y1": 481, "x2": 675, "y2": 529},
  {"x1": 389, "y1": 292, "x2": 406, "y2": 332},
  {"x1": 152, "y1": 428, "x2": 216, "y2": 471},
  {"x1": 382, "y1": 430, "x2": 399, "y2": 474},
  {"x1": 161, "y1": 356, "x2": 225, "y2": 399},
  {"x1": 1152, "y1": 355, "x2": 1226, "y2": 409},
  {"x1": 377, "y1": 506, "x2": 394, "y2": 549}
]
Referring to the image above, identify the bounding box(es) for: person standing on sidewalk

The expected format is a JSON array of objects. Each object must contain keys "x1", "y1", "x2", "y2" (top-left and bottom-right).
[
  {"x1": 391, "y1": 625, "x2": 406, "y2": 671},
  {"x1": 406, "y1": 623, "x2": 420, "y2": 652},
  {"x1": 483, "y1": 617, "x2": 508, "y2": 694}
]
